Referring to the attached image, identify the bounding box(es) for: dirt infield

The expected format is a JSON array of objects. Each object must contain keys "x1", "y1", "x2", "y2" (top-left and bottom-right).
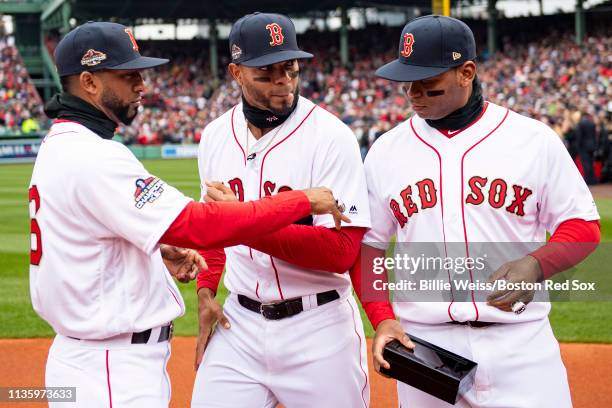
[
  {"x1": 591, "y1": 183, "x2": 612, "y2": 199},
  {"x1": 0, "y1": 338, "x2": 610, "y2": 407}
]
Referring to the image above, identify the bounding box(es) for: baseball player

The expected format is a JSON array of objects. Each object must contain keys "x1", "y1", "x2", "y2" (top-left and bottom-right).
[
  {"x1": 363, "y1": 15, "x2": 601, "y2": 407},
  {"x1": 30, "y1": 21, "x2": 347, "y2": 408},
  {"x1": 190, "y1": 12, "x2": 403, "y2": 408}
]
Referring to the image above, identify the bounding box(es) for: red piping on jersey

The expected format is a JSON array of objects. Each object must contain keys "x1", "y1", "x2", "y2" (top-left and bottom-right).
[
  {"x1": 269, "y1": 257, "x2": 285, "y2": 300},
  {"x1": 53, "y1": 119, "x2": 80, "y2": 124},
  {"x1": 410, "y1": 118, "x2": 454, "y2": 321},
  {"x1": 232, "y1": 104, "x2": 255, "y2": 292},
  {"x1": 230, "y1": 106, "x2": 247, "y2": 165},
  {"x1": 167, "y1": 286, "x2": 181, "y2": 309},
  {"x1": 257, "y1": 104, "x2": 317, "y2": 198},
  {"x1": 459, "y1": 108, "x2": 510, "y2": 321},
  {"x1": 436, "y1": 102, "x2": 489, "y2": 139},
  {"x1": 106, "y1": 350, "x2": 113, "y2": 408},
  {"x1": 257, "y1": 104, "x2": 317, "y2": 299},
  {"x1": 42, "y1": 130, "x2": 78, "y2": 143},
  {"x1": 255, "y1": 281, "x2": 260, "y2": 299},
  {"x1": 348, "y1": 299, "x2": 369, "y2": 408}
]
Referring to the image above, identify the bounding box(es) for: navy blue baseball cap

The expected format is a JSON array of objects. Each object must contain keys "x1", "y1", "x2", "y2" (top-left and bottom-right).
[
  {"x1": 376, "y1": 15, "x2": 476, "y2": 82},
  {"x1": 54, "y1": 21, "x2": 168, "y2": 77},
  {"x1": 229, "y1": 12, "x2": 313, "y2": 67}
]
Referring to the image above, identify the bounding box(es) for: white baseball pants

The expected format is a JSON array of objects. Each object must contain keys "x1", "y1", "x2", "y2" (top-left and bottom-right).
[
  {"x1": 191, "y1": 293, "x2": 370, "y2": 408},
  {"x1": 46, "y1": 332, "x2": 172, "y2": 407}
]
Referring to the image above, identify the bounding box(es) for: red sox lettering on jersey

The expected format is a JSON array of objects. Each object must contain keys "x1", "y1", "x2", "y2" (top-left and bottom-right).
[
  {"x1": 389, "y1": 176, "x2": 533, "y2": 228},
  {"x1": 364, "y1": 102, "x2": 599, "y2": 324},
  {"x1": 198, "y1": 96, "x2": 371, "y2": 301},
  {"x1": 194, "y1": 95, "x2": 372, "y2": 408},
  {"x1": 228, "y1": 178, "x2": 292, "y2": 201}
]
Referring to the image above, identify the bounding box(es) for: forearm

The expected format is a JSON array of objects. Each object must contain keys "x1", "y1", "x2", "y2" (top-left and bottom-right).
[
  {"x1": 196, "y1": 248, "x2": 226, "y2": 294},
  {"x1": 160, "y1": 190, "x2": 311, "y2": 249},
  {"x1": 530, "y1": 219, "x2": 600, "y2": 279},
  {"x1": 245, "y1": 226, "x2": 365, "y2": 273},
  {"x1": 350, "y1": 247, "x2": 396, "y2": 330}
]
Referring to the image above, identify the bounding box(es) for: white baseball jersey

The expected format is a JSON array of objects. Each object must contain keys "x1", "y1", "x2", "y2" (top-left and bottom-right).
[
  {"x1": 198, "y1": 96, "x2": 371, "y2": 301},
  {"x1": 364, "y1": 102, "x2": 599, "y2": 324},
  {"x1": 29, "y1": 121, "x2": 191, "y2": 339}
]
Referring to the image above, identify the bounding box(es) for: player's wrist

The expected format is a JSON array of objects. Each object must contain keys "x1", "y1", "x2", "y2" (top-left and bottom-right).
[
  {"x1": 374, "y1": 318, "x2": 398, "y2": 331},
  {"x1": 525, "y1": 254, "x2": 545, "y2": 282},
  {"x1": 159, "y1": 244, "x2": 172, "y2": 259},
  {"x1": 197, "y1": 287, "x2": 216, "y2": 302}
]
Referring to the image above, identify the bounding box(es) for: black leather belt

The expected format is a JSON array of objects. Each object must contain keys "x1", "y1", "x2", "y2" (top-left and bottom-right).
[
  {"x1": 69, "y1": 323, "x2": 173, "y2": 343},
  {"x1": 131, "y1": 323, "x2": 173, "y2": 344},
  {"x1": 238, "y1": 290, "x2": 340, "y2": 320},
  {"x1": 448, "y1": 320, "x2": 497, "y2": 328}
]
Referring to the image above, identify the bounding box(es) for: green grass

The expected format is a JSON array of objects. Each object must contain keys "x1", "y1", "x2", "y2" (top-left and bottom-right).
[{"x1": 0, "y1": 159, "x2": 610, "y2": 342}]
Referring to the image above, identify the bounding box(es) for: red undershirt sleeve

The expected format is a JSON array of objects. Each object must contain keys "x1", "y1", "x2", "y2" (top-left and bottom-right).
[
  {"x1": 196, "y1": 248, "x2": 226, "y2": 295},
  {"x1": 195, "y1": 225, "x2": 364, "y2": 295},
  {"x1": 246, "y1": 225, "x2": 396, "y2": 328},
  {"x1": 530, "y1": 219, "x2": 600, "y2": 279},
  {"x1": 194, "y1": 226, "x2": 397, "y2": 327},
  {"x1": 159, "y1": 190, "x2": 311, "y2": 250},
  {"x1": 350, "y1": 246, "x2": 396, "y2": 330},
  {"x1": 244, "y1": 226, "x2": 365, "y2": 273}
]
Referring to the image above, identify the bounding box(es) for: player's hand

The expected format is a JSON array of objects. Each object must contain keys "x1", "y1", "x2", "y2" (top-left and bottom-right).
[
  {"x1": 302, "y1": 187, "x2": 351, "y2": 230},
  {"x1": 486, "y1": 255, "x2": 542, "y2": 312},
  {"x1": 372, "y1": 319, "x2": 414, "y2": 374},
  {"x1": 195, "y1": 288, "x2": 230, "y2": 371},
  {"x1": 204, "y1": 181, "x2": 238, "y2": 202},
  {"x1": 160, "y1": 245, "x2": 207, "y2": 283}
]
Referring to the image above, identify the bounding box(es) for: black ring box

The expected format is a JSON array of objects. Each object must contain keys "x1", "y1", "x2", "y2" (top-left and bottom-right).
[{"x1": 380, "y1": 334, "x2": 478, "y2": 405}]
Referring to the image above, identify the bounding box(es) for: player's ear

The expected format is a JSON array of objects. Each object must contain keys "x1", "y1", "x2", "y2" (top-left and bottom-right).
[
  {"x1": 78, "y1": 71, "x2": 100, "y2": 96},
  {"x1": 457, "y1": 61, "x2": 476, "y2": 88},
  {"x1": 228, "y1": 63, "x2": 243, "y2": 86}
]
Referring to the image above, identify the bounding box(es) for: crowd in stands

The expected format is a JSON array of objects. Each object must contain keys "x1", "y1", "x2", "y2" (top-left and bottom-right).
[
  {"x1": 130, "y1": 25, "x2": 611, "y2": 166},
  {"x1": 2, "y1": 19, "x2": 611, "y2": 180},
  {"x1": 0, "y1": 36, "x2": 47, "y2": 136}
]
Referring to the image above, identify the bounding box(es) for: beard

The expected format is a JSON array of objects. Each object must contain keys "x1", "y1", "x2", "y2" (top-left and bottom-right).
[
  {"x1": 101, "y1": 88, "x2": 138, "y2": 125},
  {"x1": 247, "y1": 85, "x2": 299, "y2": 115}
]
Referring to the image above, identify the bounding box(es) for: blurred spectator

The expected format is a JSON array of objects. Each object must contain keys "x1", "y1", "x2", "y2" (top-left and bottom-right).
[
  {"x1": 1, "y1": 20, "x2": 610, "y2": 185},
  {"x1": 0, "y1": 35, "x2": 48, "y2": 135},
  {"x1": 575, "y1": 111, "x2": 598, "y2": 184}
]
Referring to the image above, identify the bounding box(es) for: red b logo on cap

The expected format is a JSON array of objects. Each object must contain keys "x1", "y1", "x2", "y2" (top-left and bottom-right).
[
  {"x1": 266, "y1": 23, "x2": 284, "y2": 46},
  {"x1": 400, "y1": 33, "x2": 415, "y2": 58},
  {"x1": 124, "y1": 28, "x2": 139, "y2": 51}
]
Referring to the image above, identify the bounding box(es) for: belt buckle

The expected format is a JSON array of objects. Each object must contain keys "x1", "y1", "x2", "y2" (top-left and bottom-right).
[{"x1": 259, "y1": 302, "x2": 276, "y2": 320}]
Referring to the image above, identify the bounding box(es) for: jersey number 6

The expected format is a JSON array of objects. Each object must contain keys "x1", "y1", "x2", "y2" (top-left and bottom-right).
[{"x1": 28, "y1": 185, "x2": 42, "y2": 265}]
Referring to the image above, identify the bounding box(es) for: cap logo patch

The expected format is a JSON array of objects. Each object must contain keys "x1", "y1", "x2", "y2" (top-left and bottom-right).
[
  {"x1": 124, "y1": 28, "x2": 139, "y2": 51},
  {"x1": 452, "y1": 52, "x2": 462, "y2": 61},
  {"x1": 231, "y1": 44, "x2": 242, "y2": 60},
  {"x1": 400, "y1": 33, "x2": 415, "y2": 58},
  {"x1": 265, "y1": 23, "x2": 284, "y2": 46},
  {"x1": 80, "y1": 49, "x2": 107, "y2": 67}
]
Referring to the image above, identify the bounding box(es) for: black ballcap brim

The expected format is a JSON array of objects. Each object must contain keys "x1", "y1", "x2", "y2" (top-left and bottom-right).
[
  {"x1": 240, "y1": 50, "x2": 313, "y2": 67},
  {"x1": 375, "y1": 59, "x2": 451, "y2": 82},
  {"x1": 107, "y1": 56, "x2": 169, "y2": 71}
]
